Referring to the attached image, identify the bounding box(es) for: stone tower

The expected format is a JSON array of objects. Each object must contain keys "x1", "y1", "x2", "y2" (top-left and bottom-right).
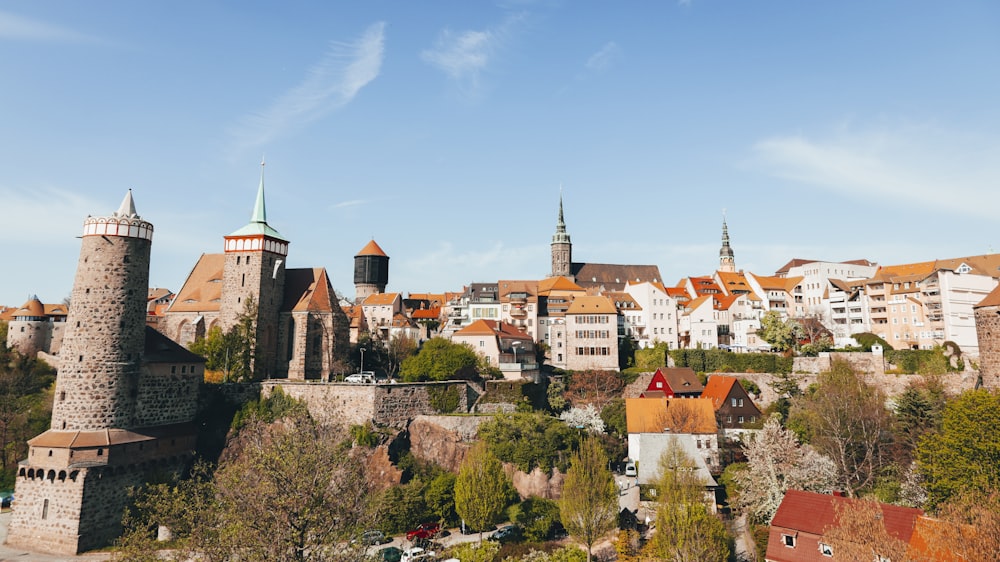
[
  {"x1": 550, "y1": 192, "x2": 573, "y2": 279},
  {"x1": 974, "y1": 286, "x2": 1000, "y2": 390},
  {"x1": 354, "y1": 239, "x2": 389, "y2": 303},
  {"x1": 220, "y1": 162, "x2": 288, "y2": 377},
  {"x1": 7, "y1": 191, "x2": 202, "y2": 555},
  {"x1": 51, "y1": 190, "x2": 151, "y2": 431},
  {"x1": 6, "y1": 296, "x2": 50, "y2": 358},
  {"x1": 719, "y1": 212, "x2": 736, "y2": 273}
]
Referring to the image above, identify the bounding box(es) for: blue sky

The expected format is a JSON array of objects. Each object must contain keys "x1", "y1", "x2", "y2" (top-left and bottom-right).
[{"x1": 3, "y1": 1, "x2": 1000, "y2": 307}]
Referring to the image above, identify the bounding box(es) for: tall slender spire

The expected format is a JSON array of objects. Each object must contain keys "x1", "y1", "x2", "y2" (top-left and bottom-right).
[
  {"x1": 251, "y1": 159, "x2": 267, "y2": 224},
  {"x1": 550, "y1": 188, "x2": 572, "y2": 278},
  {"x1": 719, "y1": 209, "x2": 736, "y2": 272}
]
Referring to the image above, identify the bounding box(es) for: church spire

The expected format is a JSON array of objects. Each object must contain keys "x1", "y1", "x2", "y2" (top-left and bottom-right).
[
  {"x1": 251, "y1": 159, "x2": 267, "y2": 224},
  {"x1": 719, "y1": 210, "x2": 736, "y2": 273},
  {"x1": 550, "y1": 188, "x2": 572, "y2": 278},
  {"x1": 115, "y1": 189, "x2": 138, "y2": 219}
]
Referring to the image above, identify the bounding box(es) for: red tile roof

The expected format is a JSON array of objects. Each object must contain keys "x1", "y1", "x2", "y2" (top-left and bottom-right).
[
  {"x1": 700, "y1": 375, "x2": 739, "y2": 410},
  {"x1": 771, "y1": 490, "x2": 922, "y2": 541}
]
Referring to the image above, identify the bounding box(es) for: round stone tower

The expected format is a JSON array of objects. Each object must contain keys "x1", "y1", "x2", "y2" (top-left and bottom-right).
[
  {"x1": 50, "y1": 190, "x2": 152, "y2": 431},
  {"x1": 6, "y1": 296, "x2": 49, "y2": 357},
  {"x1": 354, "y1": 239, "x2": 389, "y2": 303}
]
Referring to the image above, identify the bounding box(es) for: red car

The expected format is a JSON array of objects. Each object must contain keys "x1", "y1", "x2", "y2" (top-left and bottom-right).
[{"x1": 406, "y1": 522, "x2": 440, "y2": 542}]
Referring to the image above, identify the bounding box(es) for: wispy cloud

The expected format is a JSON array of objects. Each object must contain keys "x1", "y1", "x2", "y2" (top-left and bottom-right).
[
  {"x1": 750, "y1": 122, "x2": 1000, "y2": 218},
  {"x1": 421, "y1": 13, "x2": 526, "y2": 99},
  {"x1": 0, "y1": 10, "x2": 100, "y2": 43},
  {"x1": 332, "y1": 199, "x2": 368, "y2": 209},
  {"x1": 586, "y1": 41, "x2": 620, "y2": 72},
  {"x1": 229, "y1": 22, "x2": 386, "y2": 156}
]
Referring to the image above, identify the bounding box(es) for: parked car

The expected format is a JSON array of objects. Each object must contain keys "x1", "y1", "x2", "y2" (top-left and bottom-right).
[
  {"x1": 401, "y1": 546, "x2": 435, "y2": 562},
  {"x1": 406, "y1": 522, "x2": 441, "y2": 542},
  {"x1": 488, "y1": 525, "x2": 521, "y2": 544},
  {"x1": 624, "y1": 460, "x2": 637, "y2": 477},
  {"x1": 360, "y1": 530, "x2": 391, "y2": 546},
  {"x1": 378, "y1": 546, "x2": 403, "y2": 562}
]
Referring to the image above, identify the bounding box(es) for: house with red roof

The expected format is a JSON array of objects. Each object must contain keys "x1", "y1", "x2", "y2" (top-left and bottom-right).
[
  {"x1": 639, "y1": 367, "x2": 704, "y2": 399},
  {"x1": 766, "y1": 490, "x2": 922, "y2": 562},
  {"x1": 700, "y1": 374, "x2": 762, "y2": 431}
]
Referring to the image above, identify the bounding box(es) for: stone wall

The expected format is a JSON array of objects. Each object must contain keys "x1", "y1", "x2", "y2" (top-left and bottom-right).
[
  {"x1": 975, "y1": 305, "x2": 1000, "y2": 390},
  {"x1": 792, "y1": 351, "x2": 886, "y2": 375},
  {"x1": 264, "y1": 380, "x2": 473, "y2": 429},
  {"x1": 135, "y1": 362, "x2": 202, "y2": 427}
]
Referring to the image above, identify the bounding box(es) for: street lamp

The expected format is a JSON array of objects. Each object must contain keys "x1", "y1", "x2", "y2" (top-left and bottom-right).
[
  {"x1": 360, "y1": 347, "x2": 365, "y2": 374},
  {"x1": 511, "y1": 341, "x2": 522, "y2": 368}
]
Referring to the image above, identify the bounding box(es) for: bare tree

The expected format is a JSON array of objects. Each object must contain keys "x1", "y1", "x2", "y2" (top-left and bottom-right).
[{"x1": 823, "y1": 498, "x2": 909, "y2": 562}]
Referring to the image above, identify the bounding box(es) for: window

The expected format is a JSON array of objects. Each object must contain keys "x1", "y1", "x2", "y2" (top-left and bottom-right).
[
  {"x1": 731, "y1": 398, "x2": 737, "y2": 407},
  {"x1": 738, "y1": 398, "x2": 744, "y2": 407},
  {"x1": 782, "y1": 534, "x2": 796, "y2": 547},
  {"x1": 738, "y1": 416, "x2": 744, "y2": 423},
  {"x1": 819, "y1": 543, "x2": 833, "y2": 557}
]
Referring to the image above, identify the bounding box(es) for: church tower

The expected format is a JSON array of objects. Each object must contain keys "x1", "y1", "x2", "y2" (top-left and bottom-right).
[
  {"x1": 719, "y1": 212, "x2": 736, "y2": 273},
  {"x1": 354, "y1": 239, "x2": 389, "y2": 303},
  {"x1": 550, "y1": 192, "x2": 573, "y2": 278},
  {"x1": 220, "y1": 162, "x2": 288, "y2": 377}
]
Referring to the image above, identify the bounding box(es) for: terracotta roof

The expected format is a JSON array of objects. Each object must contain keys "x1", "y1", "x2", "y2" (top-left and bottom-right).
[
  {"x1": 0, "y1": 306, "x2": 15, "y2": 322},
  {"x1": 411, "y1": 307, "x2": 441, "y2": 320},
  {"x1": 356, "y1": 239, "x2": 388, "y2": 257},
  {"x1": 14, "y1": 296, "x2": 44, "y2": 317},
  {"x1": 28, "y1": 428, "x2": 156, "y2": 448},
  {"x1": 538, "y1": 276, "x2": 584, "y2": 294},
  {"x1": 976, "y1": 284, "x2": 1000, "y2": 308},
  {"x1": 362, "y1": 292, "x2": 400, "y2": 306},
  {"x1": 906, "y1": 516, "x2": 961, "y2": 562},
  {"x1": 714, "y1": 294, "x2": 741, "y2": 310},
  {"x1": 625, "y1": 397, "x2": 668, "y2": 433},
  {"x1": 167, "y1": 253, "x2": 225, "y2": 313},
  {"x1": 566, "y1": 295, "x2": 617, "y2": 314},
  {"x1": 454, "y1": 319, "x2": 531, "y2": 340},
  {"x1": 700, "y1": 375, "x2": 739, "y2": 410},
  {"x1": 283, "y1": 268, "x2": 336, "y2": 313},
  {"x1": 681, "y1": 295, "x2": 711, "y2": 313},
  {"x1": 771, "y1": 490, "x2": 922, "y2": 541}
]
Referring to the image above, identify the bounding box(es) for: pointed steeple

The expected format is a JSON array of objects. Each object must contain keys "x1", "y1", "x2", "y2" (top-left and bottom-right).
[
  {"x1": 552, "y1": 188, "x2": 571, "y2": 244},
  {"x1": 114, "y1": 189, "x2": 138, "y2": 219},
  {"x1": 719, "y1": 210, "x2": 735, "y2": 272},
  {"x1": 250, "y1": 159, "x2": 267, "y2": 224},
  {"x1": 227, "y1": 160, "x2": 287, "y2": 241},
  {"x1": 550, "y1": 188, "x2": 573, "y2": 278}
]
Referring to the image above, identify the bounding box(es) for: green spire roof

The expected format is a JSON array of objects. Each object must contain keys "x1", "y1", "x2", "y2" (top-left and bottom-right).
[{"x1": 229, "y1": 161, "x2": 287, "y2": 240}]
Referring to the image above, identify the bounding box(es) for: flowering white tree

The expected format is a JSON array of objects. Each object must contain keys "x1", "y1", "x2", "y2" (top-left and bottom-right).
[
  {"x1": 560, "y1": 404, "x2": 605, "y2": 434},
  {"x1": 732, "y1": 415, "x2": 837, "y2": 524}
]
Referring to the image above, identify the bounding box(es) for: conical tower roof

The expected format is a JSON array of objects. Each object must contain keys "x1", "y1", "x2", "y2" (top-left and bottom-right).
[{"x1": 356, "y1": 239, "x2": 388, "y2": 258}]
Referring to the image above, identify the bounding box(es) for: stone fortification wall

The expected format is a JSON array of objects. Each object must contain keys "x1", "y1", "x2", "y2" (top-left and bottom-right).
[
  {"x1": 727, "y1": 371, "x2": 977, "y2": 410},
  {"x1": 975, "y1": 305, "x2": 1000, "y2": 390},
  {"x1": 6, "y1": 319, "x2": 49, "y2": 357},
  {"x1": 263, "y1": 381, "x2": 377, "y2": 427},
  {"x1": 135, "y1": 363, "x2": 202, "y2": 427},
  {"x1": 264, "y1": 380, "x2": 472, "y2": 429},
  {"x1": 792, "y1": 352, "x2": 886, "y2": 375}
]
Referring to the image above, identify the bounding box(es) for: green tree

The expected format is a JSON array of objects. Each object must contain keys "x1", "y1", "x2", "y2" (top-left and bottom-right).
[
  {"x1": 547, "y1": 377, "x2": 568, "y2": 412},
  {"x1": 0, "y1": 351, "x2": 55, "y2": 487},
  {"x1": 917, "y1": 389, "x2": 1000, "y2": 509},
  {"x1": 189, "y1": 297, "x2": 260, "y2": 381},
  {"x1": 399, "y1": 338, "x2": 480, "y2": 382},
  {"x1": 455, "y1": 443, "x2": 513, "y2": 542},
  {"x1": 479, "y1": 412, "x2": 579, "y2": 473},
  {"x1": 515, "y1": 497, "x2": 563, "y2": 542},
  {"x1": 892, "y1": 377, "x2": 947, "y2": 463},
  {"x1": 559, "y1": 437, "x2": 617, "y2": 562},
  {"x1": 788, "y1": 359, "x2": 893, "y2": 497},
  {"x1": 426, "y1": 472, "x2": 458, "y2": 525},
  {"x1": 645, "y1": 438, "x2": 730, "y2": 562},
  {"x1": 600, "y1": 398, "x2": 626, "y2": 438},
  {"x1": 757, "y1": 311, "x2": 798, "y2": 352}
]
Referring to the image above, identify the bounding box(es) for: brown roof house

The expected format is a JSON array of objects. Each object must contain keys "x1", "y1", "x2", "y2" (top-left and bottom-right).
[
  {"x1": 766, "y1": 490, "x2": 922, "y2": 562},
  {"x1": 700, "y1": 374, "x2": 763, "y2": 433},
  {"x1": 625, "y1": 397, "x2": 721, "y2": 485},
  {"x1": 638, "y1": 367, "x2": 705, "y2": 399}
]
